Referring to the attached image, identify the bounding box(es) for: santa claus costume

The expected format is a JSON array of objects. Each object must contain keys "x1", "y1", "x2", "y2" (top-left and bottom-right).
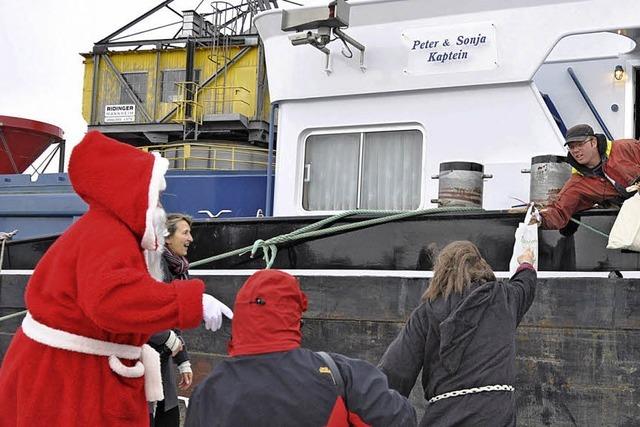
[{"x1": 0, "y1": 132, "x2": 206, "y2": 426}]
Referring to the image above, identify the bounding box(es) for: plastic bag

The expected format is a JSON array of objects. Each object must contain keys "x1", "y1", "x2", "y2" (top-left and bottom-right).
[
  {"x1": 607, "y1": 192, "x2": 640, "y2": 251},
  {"x1": 509, "y1": 203, "x2": 539, "y2": 275}
]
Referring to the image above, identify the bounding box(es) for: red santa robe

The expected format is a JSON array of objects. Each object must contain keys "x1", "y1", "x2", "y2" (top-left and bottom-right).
[{"x1": 0, "y1": 131, "x2": 205, "y2": 426}]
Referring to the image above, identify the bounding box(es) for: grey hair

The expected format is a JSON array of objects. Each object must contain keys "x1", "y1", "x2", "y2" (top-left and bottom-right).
[{"x1": 166, "y1": 213, "x2": 193, "y2": 238}]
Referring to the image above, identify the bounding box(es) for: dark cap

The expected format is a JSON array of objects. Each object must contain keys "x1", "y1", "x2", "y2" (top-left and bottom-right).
[{"x1": 564, "y1": 124, "x2": 595, "y2": 145}]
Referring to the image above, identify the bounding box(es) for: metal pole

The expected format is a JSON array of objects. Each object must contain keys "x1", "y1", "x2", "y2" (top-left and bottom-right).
[
  {"x1": 58, "y1": 140, "x2": 66, "y2": 173},
  {"x1": 90, "y1": 54, "x2": 101, "y2": 124},
  {"x1": 0, "y1": 129, "x2": 19, "y2": 173},
  {"x1": 185, "y1": 38, "x2": 195, "y2": 119},
  {"x1": 567, "y1": 67, "x2": 614, "y2": 140},
  {"x1": 96, "y1": 0, "x2": 175, "y2": 44},
  {"x1": 265, "y1": 103, "x2": 278, "y2": 216}
]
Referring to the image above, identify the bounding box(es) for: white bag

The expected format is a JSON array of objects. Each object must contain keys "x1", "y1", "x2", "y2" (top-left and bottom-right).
[
  {"x1": 509, "y1": 203, "x2": 539, "y2": 275},
  {"x1": 607, "y1": 192, "x2": 640, "y2": 251}
]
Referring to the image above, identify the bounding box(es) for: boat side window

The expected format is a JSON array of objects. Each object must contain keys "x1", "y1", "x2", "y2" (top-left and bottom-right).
[
  {"x1": 161, "y1": 70, "x2": 202, "y2": 103},
  {"x1": 119, "y1": 72, "x2": 148, "y2": 106},
  {"x1": 303, "y1": 129, "x2": 422, "y2": 211}
]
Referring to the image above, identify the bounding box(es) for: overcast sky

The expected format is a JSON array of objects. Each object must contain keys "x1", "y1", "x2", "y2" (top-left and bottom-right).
[{"x1": 0, "y1": 0, "x2": 322, "y2": 172}]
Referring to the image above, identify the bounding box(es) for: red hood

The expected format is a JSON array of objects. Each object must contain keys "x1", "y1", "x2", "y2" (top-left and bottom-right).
[
  {"x1": 68, "y1": 131, "x2": 168, "y2": 250},
  {"x1": 228, "y1": 270, "x2": 308, "y2": 357}
]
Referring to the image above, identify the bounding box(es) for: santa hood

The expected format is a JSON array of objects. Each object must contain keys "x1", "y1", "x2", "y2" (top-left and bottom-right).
[
  {"x1": 68, "y1": 131, "x2": 168, "y2": 250},
  {"x1": 228, "y1": 270, "x2": 308, "y2": 357}
]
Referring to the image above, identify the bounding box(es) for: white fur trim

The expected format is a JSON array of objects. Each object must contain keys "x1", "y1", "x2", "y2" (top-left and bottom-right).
[
  {"x1": 141, "y1": 153, "x2": 169, "y2": 251},
  {"x1": 109, "y1": 355, "x2": 145, "y2": 377},
  {"x1": 141, "y1": 344, "x2": 164, "y2": 402},
  {"x1": 22, "y1": 312, "x2": 164, "y2": 402},
  {"x1": 22, "y1": 312, "x2": 141, "y2": 359}
]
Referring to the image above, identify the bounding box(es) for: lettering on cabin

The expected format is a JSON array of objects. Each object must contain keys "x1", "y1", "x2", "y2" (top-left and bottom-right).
[
  {"x1": 411, "y1": 40, "x2": 439, "y2": 50},
  {"x1": 410, "y1": 33, "x2": 488, "y2": 63},
  {"x1": 456, "y1": 34, "x2": 487, "y2": 47},
  {"x1": 428, "y1": 50, "x2": 468, "y2": 63},
  {"x1": 403, "y1": 23, "x2": 498, "y2": 74}
]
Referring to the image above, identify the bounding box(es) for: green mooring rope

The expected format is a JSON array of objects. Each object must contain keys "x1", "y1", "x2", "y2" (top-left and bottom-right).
[
  {"x1": 0, "y1": 208, "x2": 611, "y2": 325},
  {"x1": 190, "y1": 206, "x2": 482, "y2": 269},
  {"x1": 0, "y1": 310, "x2": 26, "y2": 323},
  {"x1": 568, "y1": 217, "x2": 609, "y2": 239}
]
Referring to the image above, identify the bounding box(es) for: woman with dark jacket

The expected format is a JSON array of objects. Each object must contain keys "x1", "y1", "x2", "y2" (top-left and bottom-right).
[
  {"x1": 378, "y1": 241, "x2": 537, "y2": 427},
  {"x1": 148, "y1": 213, "x2": 195, "y2": 427}
]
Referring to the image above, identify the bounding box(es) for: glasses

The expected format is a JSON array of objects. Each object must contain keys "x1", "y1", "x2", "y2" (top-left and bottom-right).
[{"x1": 566, "y1": 138, "x2": 593, "y2": 152}]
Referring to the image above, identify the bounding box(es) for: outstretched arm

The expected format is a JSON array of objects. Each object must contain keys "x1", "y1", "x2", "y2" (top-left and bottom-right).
[
  {"x1": 76, "y1": 238, "x2": 205, "y2": 335},
  {"x1": 540, "y1": 177, "x2": 597, "y2": 229},
  {"x1": 506, "y1": 256, "x2": 537, "y2": 325},
  {"x1": 377, "y1": 305, "x2": 428, "y2": 397},
  {"x1": 332, "y1": 353, "x2": 417, "y2": 427}
]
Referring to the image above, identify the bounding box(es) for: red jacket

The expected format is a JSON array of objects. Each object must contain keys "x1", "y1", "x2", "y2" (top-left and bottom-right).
[
  {"x1": 0, "y1": 132, "x2": 204, "y2": 427},
  {"x1": 185, "y1": 270, "x2": 416, "y2": 427},
  {"x1": 541, "y1": 138, "x2": 640, "y2": 230}
]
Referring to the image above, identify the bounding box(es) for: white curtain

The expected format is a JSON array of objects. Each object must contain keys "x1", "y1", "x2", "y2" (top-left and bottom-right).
[
  {"x1": 360, "y1": 130, "x2": 422, "y2": 210},
  {"x1": 304, "y1": 133, "x2": 360, "y2": 210}
]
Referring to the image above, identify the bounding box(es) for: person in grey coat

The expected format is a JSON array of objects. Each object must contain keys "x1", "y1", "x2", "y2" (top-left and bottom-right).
[
  {"x1": 148, "y1": 213, "x2": 196, "y2": 427},
  {"x1": 378, "y1": 241, "x2": 537, "y2": 427}
]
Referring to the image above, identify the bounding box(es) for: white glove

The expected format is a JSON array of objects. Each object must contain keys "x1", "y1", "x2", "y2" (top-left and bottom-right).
[
  {"x1": 202, "y1": 294, "x2": 234, "y2": 331},
  {"x1": 531, "y1": 206, "x2": 542, "y2": 225},
  {"x1": 178, "y1": 361, "x2": 192, "y2": 374}
]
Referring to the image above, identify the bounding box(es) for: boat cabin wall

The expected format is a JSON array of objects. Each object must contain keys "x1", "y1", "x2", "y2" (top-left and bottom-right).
[
  {"x1": 256, "y1": 0, "x2": 640, "y2": 216},
  {"x1": 272, "y1": 83, "x2": 562, "y2": 216}
]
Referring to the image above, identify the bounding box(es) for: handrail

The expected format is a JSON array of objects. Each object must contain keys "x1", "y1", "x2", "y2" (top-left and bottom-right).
[
  {"x1": 142, "y1": 142, "x2": 272, "y2": 154},
  {"x1": 141, "y1": 142, "x2": 275, "y2": 171},
  {"x1": 566, "y1": 67, "x2": 614, "y2": 140}
]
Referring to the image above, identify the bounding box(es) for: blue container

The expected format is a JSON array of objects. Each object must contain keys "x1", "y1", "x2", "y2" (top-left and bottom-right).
[
  {"x1": 162, "y1": 170, "x2": 273, "y2": 219},
  {"x1": 0, "y1": 170, "x2": 274, "y2": 240}
]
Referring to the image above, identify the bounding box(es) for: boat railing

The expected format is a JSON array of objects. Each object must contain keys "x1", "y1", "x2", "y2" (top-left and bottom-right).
[{"x1": 140, "y1": 142, "x2": 275, "y2": 171}]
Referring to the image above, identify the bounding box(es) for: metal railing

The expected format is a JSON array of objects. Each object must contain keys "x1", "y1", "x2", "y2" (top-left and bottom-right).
[
  {"x1": 173, "y1": 81, "x2": 203, "y2": 125},
  {"x1": 566, "y1": 67, "x2": 614, "y2": 140},
  {"x1": 173, "y1": 82, "x2": 252, "y2": 123},
  {"x1": 141, "y1": 142, "x2": 274, "y2": 171},
  {"x1": 200, "y1": 85, "x2": 251, "y2": 115}
]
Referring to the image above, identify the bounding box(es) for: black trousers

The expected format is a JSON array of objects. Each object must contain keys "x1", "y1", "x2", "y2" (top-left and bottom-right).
[{"x1": 150, "y1": 400, "x2": 180, "y2": 427}]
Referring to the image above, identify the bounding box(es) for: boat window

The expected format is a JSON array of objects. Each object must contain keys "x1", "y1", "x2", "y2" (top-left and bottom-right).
[
  {"x1": 119, "y1": 72, "x2": 148, "y2": 105},
  {"x1": 303, "y1": 129, "x2": 422, "y2": 211},
  {"x1": 161, "y1": 70, "x2": 202, "y2": 102}
]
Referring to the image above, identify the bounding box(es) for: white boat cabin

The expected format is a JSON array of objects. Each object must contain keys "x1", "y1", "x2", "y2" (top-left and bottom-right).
[{"x1": 254, "y1": 0, "x2": 640, "y2": 216}]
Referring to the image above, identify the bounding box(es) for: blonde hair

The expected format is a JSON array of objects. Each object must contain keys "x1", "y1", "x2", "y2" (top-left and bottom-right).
[
  {"x1": 422, "y1": 241, "x2": 495, "y2": 302},
  {"x1": 166, "y1": 213, "x2": 192, "y2": 238}
]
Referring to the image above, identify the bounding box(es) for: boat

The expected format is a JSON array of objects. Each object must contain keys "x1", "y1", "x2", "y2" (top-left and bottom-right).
[{"x1": 3, "y1": 0, "x2": 640, "y2": 424}]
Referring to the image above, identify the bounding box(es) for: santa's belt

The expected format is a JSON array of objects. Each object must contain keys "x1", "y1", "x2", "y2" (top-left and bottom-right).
[{"x1": 21, "y1": 312, "x2": 164, "y2": 402}]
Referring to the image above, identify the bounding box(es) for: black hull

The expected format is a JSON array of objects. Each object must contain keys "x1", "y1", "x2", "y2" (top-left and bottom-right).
[
  {"x1": 4, "y1": 209, "x2": 639, "y2": 271},
  {"x1": 2, "y1": 209, "x2": 640, "y2": 425},
  {"x1": 2, "y1": 272, "x2": 639, "y2": 426}
]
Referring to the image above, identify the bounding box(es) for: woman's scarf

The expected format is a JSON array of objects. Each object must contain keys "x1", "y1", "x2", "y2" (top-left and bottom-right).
[{"x1": 162, "y1": 247, "x2": 189, "y2": 279}]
